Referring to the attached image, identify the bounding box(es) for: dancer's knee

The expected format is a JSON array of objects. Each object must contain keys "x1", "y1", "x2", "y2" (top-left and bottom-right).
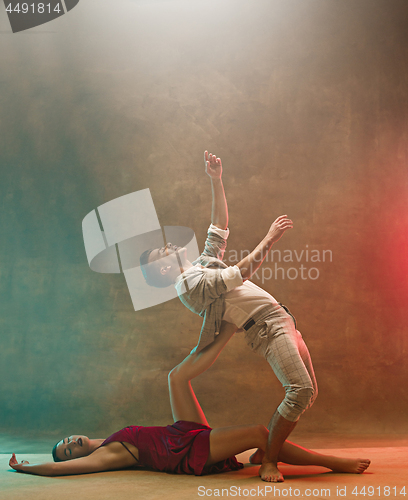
[
  {"x1": 168, "y1": 365, "x2": 180, "y2": 386},
  {"x1": 294, "y1": 385, "x2": 316, "y2": 410},
  {"x1": 278, "y1": 386, "x2": 316, "y2": 422}
]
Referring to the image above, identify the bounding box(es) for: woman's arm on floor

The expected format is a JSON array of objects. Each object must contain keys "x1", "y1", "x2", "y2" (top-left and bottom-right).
[{"x1": 9, "y1": 444, "x2": 135, "y2": 476}]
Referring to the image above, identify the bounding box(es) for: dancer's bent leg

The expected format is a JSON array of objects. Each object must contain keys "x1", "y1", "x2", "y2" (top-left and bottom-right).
[
  {"x1": 259, "y1": 328, "x2": 317, "y2": 482},
  {"x1": 168, "y1": 321, "x2": 237, "y2": 425}
]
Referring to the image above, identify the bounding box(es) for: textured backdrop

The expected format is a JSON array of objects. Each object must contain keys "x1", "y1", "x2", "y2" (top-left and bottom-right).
[{"x1": 0, "y1": 0, "x2": 407, "y2": 443}]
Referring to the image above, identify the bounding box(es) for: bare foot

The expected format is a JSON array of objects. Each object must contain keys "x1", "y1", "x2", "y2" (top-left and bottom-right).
[
  {"x1": 259, "y1": 462, "x2": 284, "y2": 482},
  {"x1": 329, "y1": 457, "x2": 371, "y2": 474},
  {"x1": 249, "y1": 448, "x2": 265, "y2": 464}
]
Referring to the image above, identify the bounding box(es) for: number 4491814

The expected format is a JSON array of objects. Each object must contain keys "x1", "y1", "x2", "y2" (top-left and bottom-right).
[
  {"x1": 352, "y1": 486, "x2": 406, "y2": 496},
  {"x1": 6, "y1": 3, "x2": 62, "y2": 14}
]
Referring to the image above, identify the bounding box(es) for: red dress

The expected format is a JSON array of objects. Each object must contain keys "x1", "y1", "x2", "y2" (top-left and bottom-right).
[{"x1": 101, "y1": 420, "x2": 243, "y2": 476}]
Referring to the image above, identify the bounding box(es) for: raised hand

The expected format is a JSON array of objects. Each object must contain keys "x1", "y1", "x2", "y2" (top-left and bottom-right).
[
  {"x1": 204, "y1": 150, "x2": 222, "y2": 179},
  {"x1": 266, "y1": 215, "x2": 293, "y2": 243},
  {"x1": 9, "y1": 453, "x2": 29, "y2": 471}
]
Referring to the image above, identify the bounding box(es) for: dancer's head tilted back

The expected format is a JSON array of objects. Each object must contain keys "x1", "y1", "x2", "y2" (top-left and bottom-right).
[
  {"x1": 140, "y1": 243, "x2": 189, "y2": 288},
  {"x1": 52, "y1": 435, "x2": 92, "y2": 462}
]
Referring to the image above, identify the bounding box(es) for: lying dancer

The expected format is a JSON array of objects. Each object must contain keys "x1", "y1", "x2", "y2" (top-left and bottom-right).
[
  {"x1": 140, "y1": 151, "x2": 317, "y2": 481},
  {"x1": 10, "y1": 327, "x2": 370, "y2": 477}
]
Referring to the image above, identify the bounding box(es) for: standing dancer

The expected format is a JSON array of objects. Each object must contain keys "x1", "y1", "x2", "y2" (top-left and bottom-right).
[{"x1": 140, "y1": 151, "x2": 318, "y2": 482}]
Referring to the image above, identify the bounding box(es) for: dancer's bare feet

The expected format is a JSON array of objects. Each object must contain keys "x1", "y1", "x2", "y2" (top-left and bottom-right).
[
  {"x1": 259, "y1": 461, "x2": 284, "y2": 482},
  {"x1": 329, "y1": 457, "x2": 371, "y2": 474},
  {"x1": 249, "y1": 448, "x2": 264, "y2": 464}
]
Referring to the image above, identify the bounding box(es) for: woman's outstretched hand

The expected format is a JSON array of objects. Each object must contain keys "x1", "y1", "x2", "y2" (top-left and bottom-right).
[{"x1": 9, "y1": 453, "x2": 29, "y2": 471}]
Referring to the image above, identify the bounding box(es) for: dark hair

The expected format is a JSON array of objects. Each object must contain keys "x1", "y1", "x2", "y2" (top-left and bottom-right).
[
  {"x1": 52, "y1": 441, "x2": 63, "y2": 462},
  {"x1": 139, "y1": 248, "x2": 174, "y2": 288}
]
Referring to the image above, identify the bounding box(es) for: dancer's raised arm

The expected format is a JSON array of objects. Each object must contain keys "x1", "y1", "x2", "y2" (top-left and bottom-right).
[
  {"x1": 205, "y1": 151, "x2": 228, "y2": 230},
  {"x1": 236, "y1": 215, "x2": 293, "y2": 281}
]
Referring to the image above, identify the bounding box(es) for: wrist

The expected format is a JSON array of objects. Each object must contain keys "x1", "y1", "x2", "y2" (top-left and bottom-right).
[{"x1": 264, "y1": 234, "x2": 275, "y2": 247}]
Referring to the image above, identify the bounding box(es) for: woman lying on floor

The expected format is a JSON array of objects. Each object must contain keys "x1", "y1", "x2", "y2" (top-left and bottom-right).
[{"x1": 9, "y1": 323, "x2": 370, "y2": 481}]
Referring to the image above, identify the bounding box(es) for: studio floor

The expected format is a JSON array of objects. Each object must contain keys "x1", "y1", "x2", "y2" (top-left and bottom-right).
[{"x1": 1, "y1": 435, "x2": 407, "y2": 500}]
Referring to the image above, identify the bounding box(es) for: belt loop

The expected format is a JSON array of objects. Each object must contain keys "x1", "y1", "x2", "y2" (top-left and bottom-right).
[{"x1": 243, "y1": 318, "x2": 256, "y2": 331}]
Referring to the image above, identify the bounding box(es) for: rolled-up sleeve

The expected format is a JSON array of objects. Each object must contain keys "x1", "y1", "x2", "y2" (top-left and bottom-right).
[
  {"x1": 221, "y1": 265, "x2": 243, "y2": 291},
  {"x1": 201, "y1": 224, "x2": 230, "y2": 261},
  {"x1": 209, "y1": 224, "x2": 229, "y2": 239}
]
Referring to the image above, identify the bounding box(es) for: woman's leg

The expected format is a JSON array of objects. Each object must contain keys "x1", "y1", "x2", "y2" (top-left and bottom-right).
[
  {"x1": 168, "y1": 321, "x2": 237, "y2": 425},
  {"x1": 206, "y1": 426, "x2": 370, "y2": 474},
  {"x1": 252, "y1": 440, "x2": 370, "y2": 474},
  {"x1": 278, "y1": 441, "x2": 371, "y2": 474},
  {"x1": 206, "y1": 424, "x2": 268, "y2": 466}
]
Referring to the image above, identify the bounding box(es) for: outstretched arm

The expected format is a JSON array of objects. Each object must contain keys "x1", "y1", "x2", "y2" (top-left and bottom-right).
[
  {"x1": 9, "y1": 444, "x2": 135, "y2": 476},
  {"x1": 236, "y1": 215, "x2": 293, "y2": 281},
  {"x1": 205, "y1": 151, "x2": 228, "y2": 230}
]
